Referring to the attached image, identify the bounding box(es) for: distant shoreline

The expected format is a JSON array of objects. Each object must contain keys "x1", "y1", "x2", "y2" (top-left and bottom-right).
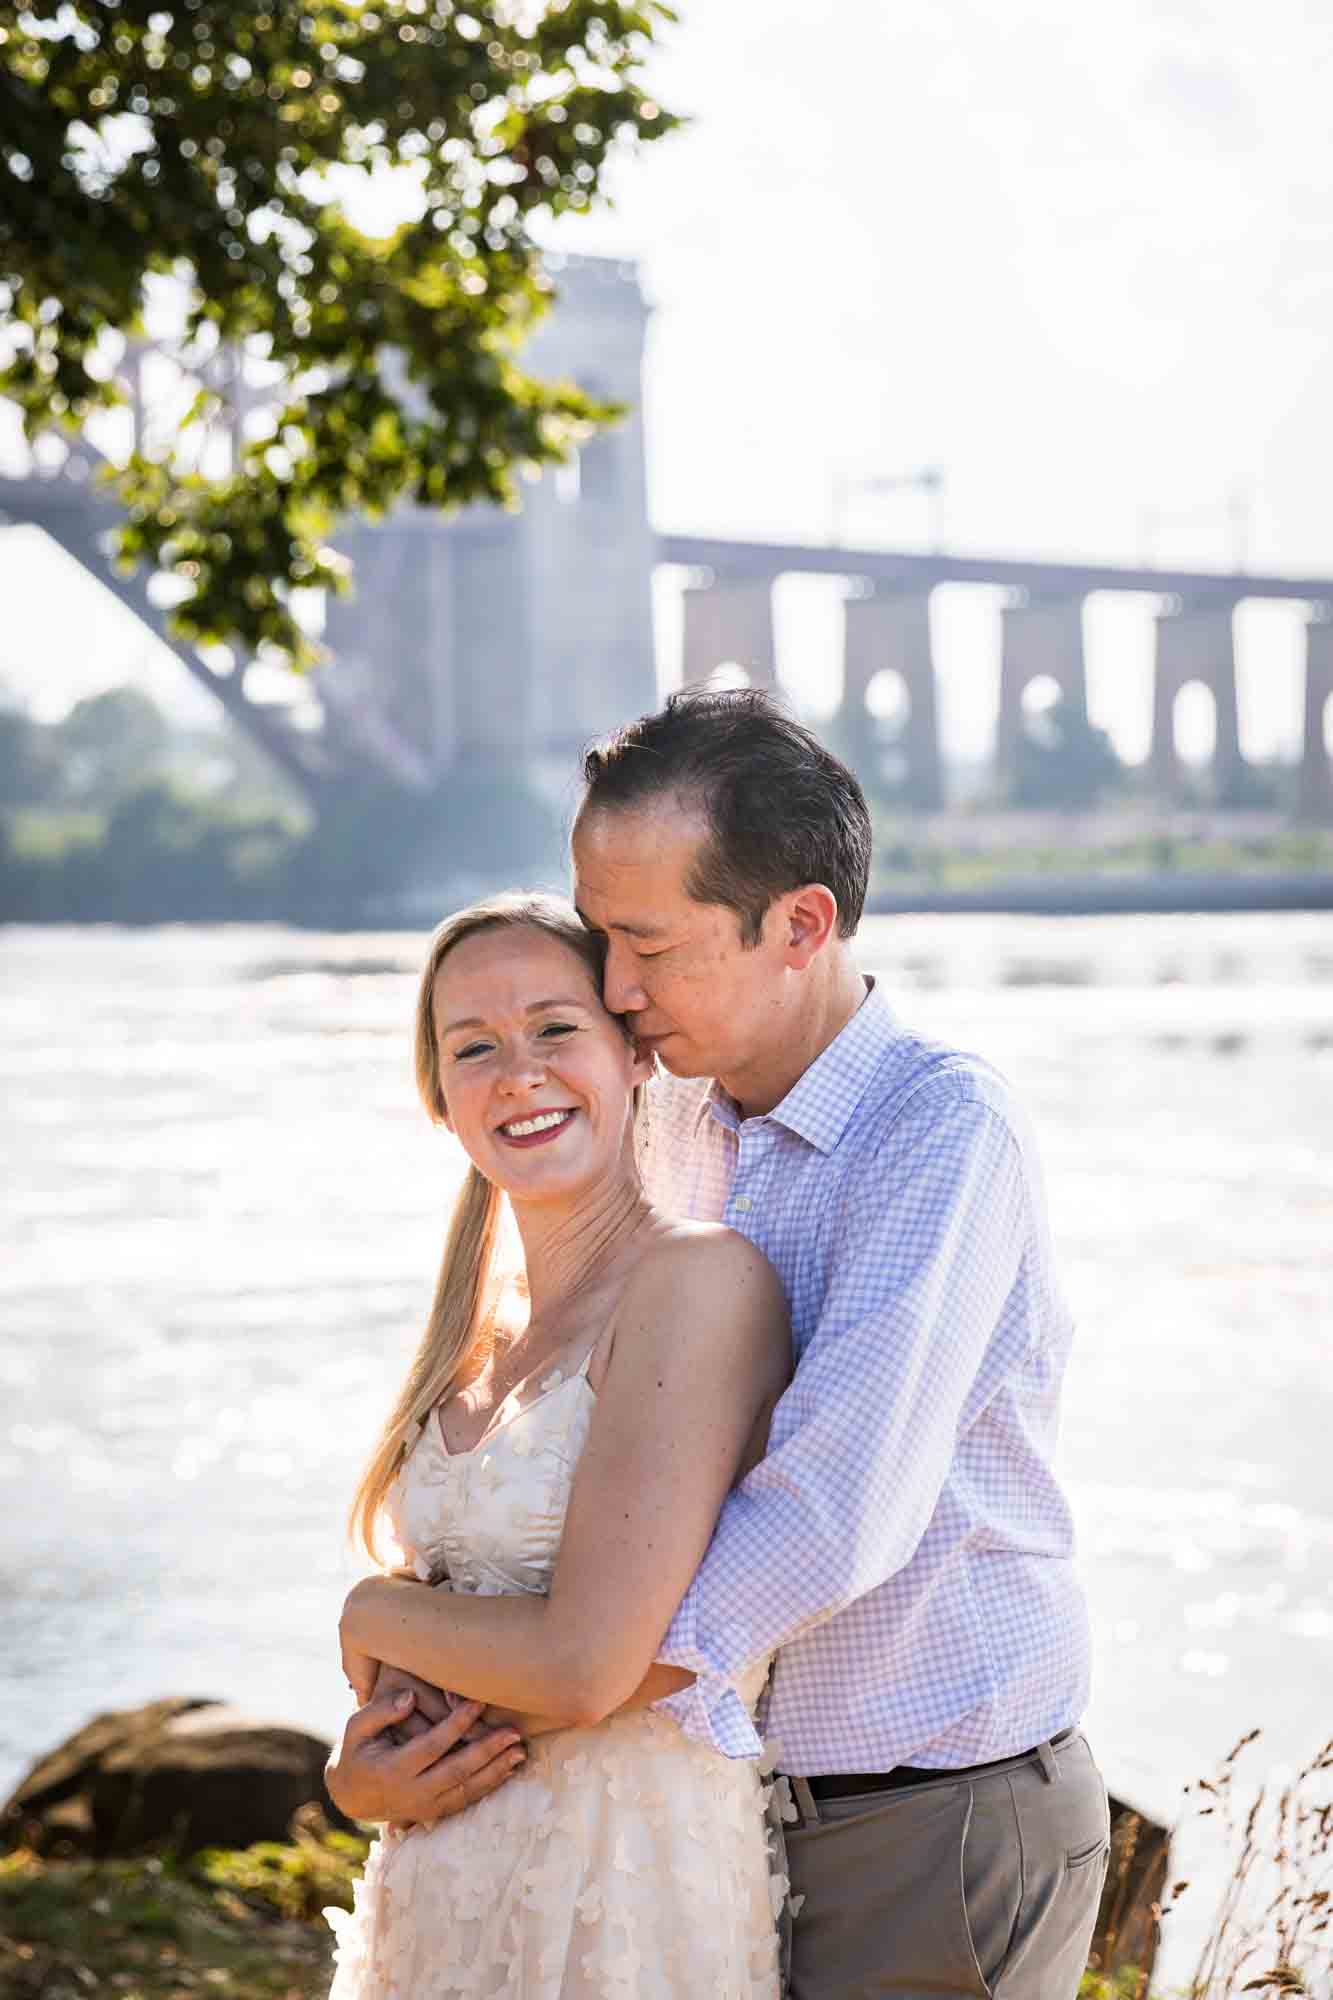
[{"x1": 865, "y1": 870, "x2": 1333, "y2": 917}]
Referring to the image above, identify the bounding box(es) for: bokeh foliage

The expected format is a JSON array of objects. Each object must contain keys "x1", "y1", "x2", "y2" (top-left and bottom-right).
[{"x1": 0, "y1": 0, "x2": 674, "y2": 666}]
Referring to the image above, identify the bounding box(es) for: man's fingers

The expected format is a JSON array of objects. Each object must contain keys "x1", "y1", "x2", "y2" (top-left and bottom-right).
[
  {"x1": 397, "y1": 1700, "x2": 487, "y2": 1775},
  {"x1": 343, "y1": 1689, "x2": 417, "y2": 1749}
]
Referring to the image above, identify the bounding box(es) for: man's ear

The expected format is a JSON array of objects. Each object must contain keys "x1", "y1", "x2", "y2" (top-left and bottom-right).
[{"x1": 782, "y1": 884, "x2": 840, "y2": 969}]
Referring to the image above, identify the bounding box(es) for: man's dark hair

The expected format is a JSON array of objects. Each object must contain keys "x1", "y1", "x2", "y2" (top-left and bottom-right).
[{"x1": 581, "y1": 688, "x2": 872, "y2": 946}]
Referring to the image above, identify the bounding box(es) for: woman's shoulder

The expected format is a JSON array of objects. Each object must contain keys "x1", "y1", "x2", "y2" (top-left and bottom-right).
[
  {"x1": 618, "y1": 1219, "x2": 788, "y2": 1346},
  {"x1": 644, "y1": 1215, "x2": 777, "y2": 1277}
]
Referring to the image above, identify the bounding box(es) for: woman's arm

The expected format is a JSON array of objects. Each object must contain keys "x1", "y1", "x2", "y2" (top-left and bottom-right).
[
  {"x1": 340, "y1": 1229, "x2": 790, "y2": 1726},
  {"x1": 479, "y1": 1663, "x2": 696, "y2": 1742}
]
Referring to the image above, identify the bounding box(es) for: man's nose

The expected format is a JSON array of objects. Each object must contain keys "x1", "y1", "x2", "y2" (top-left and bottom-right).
[{"x1": 602, "y1": 941, "x2": 646, "y2": 1015}]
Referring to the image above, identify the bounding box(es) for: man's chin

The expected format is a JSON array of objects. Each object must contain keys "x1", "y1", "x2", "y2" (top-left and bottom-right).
[{"x1": 653, "y1": 1041, "x2": 711, "y2": 1080}]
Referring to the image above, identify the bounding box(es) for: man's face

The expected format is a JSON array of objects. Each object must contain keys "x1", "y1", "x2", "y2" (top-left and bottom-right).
[{"x1": 572, "y1": 796, "x2": 792, "y2": 1093}]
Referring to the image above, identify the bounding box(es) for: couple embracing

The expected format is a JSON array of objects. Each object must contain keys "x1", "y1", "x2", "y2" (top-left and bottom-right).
[{"x1": 324, "y1": 690, "x2": 1108, "y2": 2000}]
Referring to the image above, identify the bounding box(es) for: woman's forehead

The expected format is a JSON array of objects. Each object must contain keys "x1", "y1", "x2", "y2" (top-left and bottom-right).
[{"x1": 432, "y1": 926, "x2": 599, "y2": 1009}]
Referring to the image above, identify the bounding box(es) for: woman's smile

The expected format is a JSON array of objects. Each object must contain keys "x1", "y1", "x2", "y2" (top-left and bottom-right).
[{"x1": 495, "y1": 1108, "x2": 578, "y2": 1147}]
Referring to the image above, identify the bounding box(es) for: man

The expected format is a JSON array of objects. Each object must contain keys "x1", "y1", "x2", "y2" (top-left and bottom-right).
[{"x1": 332, "y1": 688, "x2": 1106, "y2": 1998}]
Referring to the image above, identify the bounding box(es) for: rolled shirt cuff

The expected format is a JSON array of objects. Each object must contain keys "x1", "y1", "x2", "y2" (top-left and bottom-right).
[{"x1": 651, "y1": 1584, "x2": 765, "y2": 1758}]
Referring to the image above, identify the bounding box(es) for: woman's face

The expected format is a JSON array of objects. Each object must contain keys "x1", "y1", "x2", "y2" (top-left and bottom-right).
[{"x1": 431, "y1": 926, "x2": 648, "y2": 1206}]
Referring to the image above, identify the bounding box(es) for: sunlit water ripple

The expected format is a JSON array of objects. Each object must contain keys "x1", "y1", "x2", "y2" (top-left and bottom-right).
[{"x1": 2, "y1": 914, "x2": 1330, "y2": 1971}]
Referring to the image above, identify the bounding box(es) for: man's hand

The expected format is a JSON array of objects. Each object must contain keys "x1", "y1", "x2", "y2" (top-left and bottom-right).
[
  {"x1": 479, "y1": 1703, "x2": 571, "y2": 1741},
  {"x1": 325, "y1": 1686, "x2": 526, "y2": 1829},
  {"x1": 371, "y1": 1665, "x2": 455, "y2": 1745}
]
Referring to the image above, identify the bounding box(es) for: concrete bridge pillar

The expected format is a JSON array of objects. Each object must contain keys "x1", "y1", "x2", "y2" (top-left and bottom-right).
[
  {"x1": 1298, "y1": 615, "x2": 1333, "y2": 822},
  {"x1": 839, "y1": 588, "x2": 942, "y2": 806},
  {"x1": 1150, "y1": 600, "x2": 1243, "y2": 802},
  {"x1": 320, "y1": 514, "x2": 456, "y2": 787},
  {"x1": 996, "y1": 598, "x2": 1089, "y2": 787},
  {"x1": 679, "y1": 576, "x2": 777, "y2": 690}
]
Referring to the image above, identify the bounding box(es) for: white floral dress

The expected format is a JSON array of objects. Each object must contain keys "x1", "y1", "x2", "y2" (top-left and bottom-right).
[{"x1": 326, "y1": 1346, "x2": 784, "y2": 1999}]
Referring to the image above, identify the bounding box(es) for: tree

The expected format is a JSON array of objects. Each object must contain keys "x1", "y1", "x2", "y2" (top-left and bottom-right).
[
  {"x1": 55, "y1": 683, "x2": 170, "y2": 801},
  {"x1": 1011, "y1": 693, "x2": 1124, "y2": 809},
  {"x1": 0, "y1": 682, "x2": 64, "y2": 802},
  {"x1": 0, "y1": 0, "x2": 673, "y2": 670}
]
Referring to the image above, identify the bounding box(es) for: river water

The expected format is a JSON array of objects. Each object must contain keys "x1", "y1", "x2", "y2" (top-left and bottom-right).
[{"x1": 2, "y1": 913, "x2": 1330, "y2": 1963}]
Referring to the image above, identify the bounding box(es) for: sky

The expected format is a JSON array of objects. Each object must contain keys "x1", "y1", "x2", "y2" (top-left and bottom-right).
[{"x1": 2, "y1": 0, "x2": 1331, "y2": 764}]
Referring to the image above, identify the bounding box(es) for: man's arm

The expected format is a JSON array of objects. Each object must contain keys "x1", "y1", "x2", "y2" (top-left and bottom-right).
[
  {"x1": 656, "y1": 1078, "x2": 1032, "y2": 1752},
  {"x1": 340, "y1": 1230, "x2": 789, "y2": 1725}
]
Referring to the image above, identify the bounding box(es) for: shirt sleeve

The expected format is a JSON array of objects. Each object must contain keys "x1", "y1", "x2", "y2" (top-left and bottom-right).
[{"x1": 653, "y1": 1075, "x2": 1033, "y2": 1756}]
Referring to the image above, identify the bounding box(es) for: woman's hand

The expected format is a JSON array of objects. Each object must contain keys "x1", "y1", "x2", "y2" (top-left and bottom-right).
[{"x1": 326, "y1": 1687, "x2": 526, "y2": 1830}]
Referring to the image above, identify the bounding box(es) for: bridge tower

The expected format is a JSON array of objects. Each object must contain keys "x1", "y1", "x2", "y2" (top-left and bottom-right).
[
  {"x1": 1150, "y1": 598, "x2": 1244, "y2": 802},
  {"x1": 1298, "y1": 613, "x2": 1333, "y2": 822},
  {"x1": 319, "y1": 257, "x2": 659, "y2": 784},
  {"x1": 839, "y1": 586, "x2": 942, "y2": 807},
  {"x1": 996, "y1": 596, "x2": 1089, "y2": 792}
]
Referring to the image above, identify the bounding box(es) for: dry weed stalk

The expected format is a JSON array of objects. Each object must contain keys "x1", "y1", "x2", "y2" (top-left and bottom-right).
[{"x1": 1175, "y1": 1729, "x2": 1333, "y2": 1997}]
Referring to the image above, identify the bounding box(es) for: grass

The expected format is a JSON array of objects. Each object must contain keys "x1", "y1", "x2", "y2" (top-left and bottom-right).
[{"x1": 0, "y1": 1816, "x2": 367, "y2": 2000}]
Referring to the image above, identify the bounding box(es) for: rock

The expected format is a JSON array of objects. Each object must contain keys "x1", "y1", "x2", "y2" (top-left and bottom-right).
[
  {"x1": 1092, "y1": 1792, "x2": 1172, "y2": 1983},
  {"x1": 2, "y1": 1698, "x2": 353, "y2": 1857}
]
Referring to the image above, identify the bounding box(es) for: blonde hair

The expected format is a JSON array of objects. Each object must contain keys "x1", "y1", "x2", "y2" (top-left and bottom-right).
[{"x1": 349, "y1": 892, "x2": 614, "y2": 1562}]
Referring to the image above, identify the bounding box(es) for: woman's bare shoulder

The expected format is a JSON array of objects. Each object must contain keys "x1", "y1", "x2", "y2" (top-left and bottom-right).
[{"x1": 617, "y1": 1220, "x2": 789, "y2": 1357}]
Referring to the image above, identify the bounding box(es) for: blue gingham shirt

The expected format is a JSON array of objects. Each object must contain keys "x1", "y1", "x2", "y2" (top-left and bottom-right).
[{"x1": 643, "y1": 983, "x2": 1092, "y2": 1772}]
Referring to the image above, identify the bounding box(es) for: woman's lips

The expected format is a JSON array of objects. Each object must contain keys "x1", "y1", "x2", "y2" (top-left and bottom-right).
[{"x1": 495, "y1": 1109, "x2": 576, "y2": 1148}]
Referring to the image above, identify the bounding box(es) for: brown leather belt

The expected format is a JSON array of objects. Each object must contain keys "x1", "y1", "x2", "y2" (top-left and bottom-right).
[{"x1": 803, "y1": 1727, "x2": 1077, "y2": 1801}]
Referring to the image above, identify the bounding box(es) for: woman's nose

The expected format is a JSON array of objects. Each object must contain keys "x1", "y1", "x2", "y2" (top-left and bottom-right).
[{"x1": 495, "y1": 1045, "x2": 547, "y2": 1093}]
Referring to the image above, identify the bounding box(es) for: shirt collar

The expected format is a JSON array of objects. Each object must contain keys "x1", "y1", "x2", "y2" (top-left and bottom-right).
[{"x1": 700, "y1": 980, "x2": 899, "y2": 1155}]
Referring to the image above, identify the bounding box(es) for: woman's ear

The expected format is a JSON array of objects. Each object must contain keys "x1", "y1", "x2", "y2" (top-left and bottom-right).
[{"x1": 437, "y1": 1089, "x2": 453, "y2": 1132}]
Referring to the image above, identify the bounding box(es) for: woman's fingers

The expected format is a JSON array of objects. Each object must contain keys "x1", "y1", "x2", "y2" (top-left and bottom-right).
[{"x1": 419, "y1": 1730, "x2": 527, "y2": 1816}]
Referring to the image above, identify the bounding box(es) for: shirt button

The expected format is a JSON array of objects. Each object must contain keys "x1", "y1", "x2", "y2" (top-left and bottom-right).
[{"x1": 733, "y1": 1195, "x2": 753, "y2": 1213}]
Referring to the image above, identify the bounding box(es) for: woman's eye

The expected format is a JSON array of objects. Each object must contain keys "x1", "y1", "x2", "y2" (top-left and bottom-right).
[
  {"x1": 455, "y1": 1042, "x2": 492, "y2": 1061},
  {"x1": 538, "y1": 1022, "x2": 576, "y2": 1039}
]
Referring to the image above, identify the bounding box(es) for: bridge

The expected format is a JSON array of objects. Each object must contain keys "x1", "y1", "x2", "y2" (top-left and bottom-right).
[{"x1": 3, "y1": 256, "x2": 1332, "y2": 820}]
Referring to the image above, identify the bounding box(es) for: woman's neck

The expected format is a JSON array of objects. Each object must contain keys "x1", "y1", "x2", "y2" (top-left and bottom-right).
[{"x1": 509, "y1": 1165, "x2": 652, "y2": 1327}]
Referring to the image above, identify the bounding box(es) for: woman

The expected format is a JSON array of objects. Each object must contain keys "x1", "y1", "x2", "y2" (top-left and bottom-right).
[{"x1": 326, "y1": 893, "x2": 791, "y2": 1999}]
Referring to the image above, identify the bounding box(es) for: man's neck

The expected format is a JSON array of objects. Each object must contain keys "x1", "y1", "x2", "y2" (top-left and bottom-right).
[{"x1": 719, "y1": 950, "x2": 870, "y2": 1120}]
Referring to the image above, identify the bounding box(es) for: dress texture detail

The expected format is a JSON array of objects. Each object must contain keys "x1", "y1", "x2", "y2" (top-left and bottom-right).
[{"x1": 326, "y1": 1348, "x2": 784, "y2": 1998}]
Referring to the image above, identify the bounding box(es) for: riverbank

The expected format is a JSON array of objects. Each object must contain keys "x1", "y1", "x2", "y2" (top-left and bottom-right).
[
  {"x1": 0, "y1": 1830, "x2": 362, "y2": 2000},
  {"x1": 0, "y1": 1839, "x2": 1145, "y2": 2000},
  {"x1": 866, "y1": 868, "x2": 1333, "y2": 914}
]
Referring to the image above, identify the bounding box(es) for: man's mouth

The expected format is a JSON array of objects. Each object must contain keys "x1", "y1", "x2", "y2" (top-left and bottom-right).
[{"x1": 496, "y1": 1109, "x2": 576, "y2": 1145}]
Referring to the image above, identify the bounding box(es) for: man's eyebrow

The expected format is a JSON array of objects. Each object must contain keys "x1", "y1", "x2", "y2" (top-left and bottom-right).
[
  {"x1": 438, "y1": 996, "x2": 591, "y2": 1037},
  {"x1": 574, "y1": 905, "x2": 664, "y2": 940}
]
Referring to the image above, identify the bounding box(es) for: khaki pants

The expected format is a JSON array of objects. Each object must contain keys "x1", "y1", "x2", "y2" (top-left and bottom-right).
[{"x1": 781, "y1": 1731, "x2": 1109, "y2": 1999}]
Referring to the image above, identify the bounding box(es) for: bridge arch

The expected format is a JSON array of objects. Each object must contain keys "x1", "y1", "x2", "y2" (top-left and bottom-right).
[{"x1": 1172, "y1": 679, "x2": 1218, "y2": 769}]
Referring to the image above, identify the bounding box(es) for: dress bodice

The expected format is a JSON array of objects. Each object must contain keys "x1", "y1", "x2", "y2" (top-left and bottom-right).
[{"x1": 390, "y1": 1350, "x2": 596, "y2": 1599}]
